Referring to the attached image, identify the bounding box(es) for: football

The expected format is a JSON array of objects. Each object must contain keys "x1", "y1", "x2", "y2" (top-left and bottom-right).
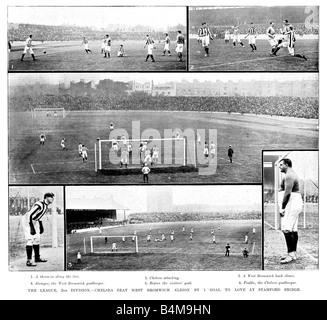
[{"x1": 43, "y1": 50, "x2": 47, "y2": 54}]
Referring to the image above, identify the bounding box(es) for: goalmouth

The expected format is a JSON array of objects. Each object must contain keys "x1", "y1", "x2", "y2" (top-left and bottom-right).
[
  {"x1": 90, "y1": 235, "x2": 138, "y2": 254},
  {"x1": 32, "y1": 107, "x2": 66, "y2": 119},
  {"x1": 95, "y1": 137, "x2": 197, "y2": 173}
]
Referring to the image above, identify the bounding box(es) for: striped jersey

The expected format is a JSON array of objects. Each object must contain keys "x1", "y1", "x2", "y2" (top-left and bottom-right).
[
  {"x1": 198, "y1": 26, "x2": 212, "y2": 37},
  {"x1": 247, "y1": 26, "x2": 257, "y2": 35},
  {"x1": 145, "y1": 37, "x2": 154, "y2": 45},
  {"x1": 27, "y1": 200, "x2": 48, "y2": 222}
]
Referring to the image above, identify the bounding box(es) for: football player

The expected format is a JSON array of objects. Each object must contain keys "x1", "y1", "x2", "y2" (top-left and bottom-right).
[
  {"x1": 21, "y1": 34, "x2": 37, "y2": 61},
  {"x1": 22, "y1": 192, "x2": 54, "y2": 267}
]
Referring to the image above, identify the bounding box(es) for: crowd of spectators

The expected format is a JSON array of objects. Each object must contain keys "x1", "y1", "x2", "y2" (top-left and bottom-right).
[
  {"x1": 191, "y1": 23, "x2": 318, "y2": 39},
  {"x1": 10, "y1": 94, "x2": 319, "y2": 119},
  {"x1": 8, "y1": 23, "x2": 184, "y2": 42},
  {"x1": 128, "y1": 211, "x2": 261, "y2": 223}
]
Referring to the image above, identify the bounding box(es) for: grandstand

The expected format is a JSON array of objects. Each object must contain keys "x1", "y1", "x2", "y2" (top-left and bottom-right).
[{"x1": 9, "y1": 94, "x2": 318, "y2": 119}]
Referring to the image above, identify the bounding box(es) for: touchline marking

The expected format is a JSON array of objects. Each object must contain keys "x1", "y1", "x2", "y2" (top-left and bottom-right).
[
  {"x1": 193, "y1": 51, "x2": 316, "y2": 70},
  {"x1": 30, "y1": 164, "x2": 36, "y2": 174},
  {"x1": 252, "y1": 242, "x2": 255, "y2": 255},
  {"x1": 264, "y1": 221, "x2": 318, "y2": 263},
  {"x1": 172, "y1": 248, "x2": 183, "y2": 253}
]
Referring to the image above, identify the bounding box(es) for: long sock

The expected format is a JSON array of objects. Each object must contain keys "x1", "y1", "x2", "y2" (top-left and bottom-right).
[
  {"x1": 21, "y1": 54, "x2": 25, "y2": 60},
  {"x1": 292, "y1": 232, "x2": 299, "y2": 252},
  {"x1": 233, "y1": 42, "x2": 236, "y2": 47},
  {"x1": 33, "y1": 244, "x2": 40, "y2": 260},
  {"x1": 31, "y1": 54, "x2": 36, "y2": 60},
  {"x1": 151, "y1": 55, "x2": 155, "y2": 61},
  {"x1": 250, "y1": 44, "x2": 254, "y2": 50},
  {"x1": 254, "y1": 44, "x2": 257, "y2": 50},
  {"x1": 283, "y1": 232, "x2": 293, "y2": 253},
  {"x1": 146, "y1": 54, "x2": 149, "y2": 61},
  {"x1": 26, "y1": 246, "x2": 33, "y2": 260},
  {"x1": 240, "y1": 42, "x2": 244, "y2": 47}
]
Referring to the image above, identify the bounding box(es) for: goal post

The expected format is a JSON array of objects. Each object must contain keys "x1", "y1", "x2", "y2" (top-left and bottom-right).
[
  {"x1": 32, "y1": 107, "x2": 66, "y2": 119},
  {"x1": 97, "y1": 137, "x2": 196, "y2": 171},
  {"x1": 90, "y1": 235, "x2": 138, "y2": 254}
]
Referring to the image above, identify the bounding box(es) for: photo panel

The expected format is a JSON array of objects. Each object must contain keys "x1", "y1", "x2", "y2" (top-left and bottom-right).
[
  {"x1": 8, "y1": 6, "x2": 187, "y2": 72},
  {"x1": 66, "y1": 185, "x2": 262, "y2": 271},
  {"x1": 8, "y1": 73, "x2": 318, "y2": 185},
  {"x1": 189, "y1": 6, "x2": 318, "y2": 71},
  {"x1": 263, "y1": 150, "x2": 318, "y2": 270},
  {"x1": 8, "y1": 186, "x2": 65, "y2": 271}
]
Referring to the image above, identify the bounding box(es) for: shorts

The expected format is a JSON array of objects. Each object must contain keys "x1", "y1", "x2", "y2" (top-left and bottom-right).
[
  {"x1": 152, "y1": 152, "x2": 159, "y2": 159},
  {"x1": 164, "y1": 43, "x2": 170, "y2": 50},
  {"x1": 278, "y1": 192, "x2": 303, "y2": 232},
  {"x1": 82, "y1": 151, "x2": 88, "y2": 158},
  {"x1": 84, "y1": 44, "x2": 89, "y2": 50},
  {"x1": 224, "y1": 35, "x2": 230, "y2": 40},
  {"x1": 144, "y1": 155, "x2": 152, "y2": 163},
  {"x1": 112, "y1": 144, "x2": 118, "y2": 151},
  {"x1": 105, "y1": 45, "x2": 111, "y2": 52},
  {"x1": 176, "y1": 44, "x2": 183, "y2": 53},
  {"x1": 147, "y1": 44, "x2": 154, "y2": 55},
  {"x1": 268, "y1": 37, "x2": 278, "y2": 47},
  {"x1": 248, "y1": 35, "x2": 256, "y2": 45},
  {"x1": 22, "y1": 215, "x2": 41, "y2": 245},
  {"x1": 23, "y1": 46, "x2": 34, "y2": 54},
  {"x1": 233, "y1": 35, "x2": 241, "y2": 42},
  {"x1": 201, "y1": 35, "x2": 210, "y2": 47}
]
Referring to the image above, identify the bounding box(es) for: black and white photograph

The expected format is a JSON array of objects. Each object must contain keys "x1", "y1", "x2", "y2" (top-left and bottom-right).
[
  {"x1": 8, "y1": 186, "x2": 65, "y2": 271},
  {"x1": 7, "y1": 6, "x2": 187, "y2": 71},
  {"x1": 66, "y1": 185, "x2": 262, "y2": 271},
  {"x1": 189, "y1": 6, "x2": 318, "y2": 71},
  {"x1": 263, "y1": 150, "x2": 318, "y2": 270},
  {"x1": 8, "y1": 73, "x2": 318, "y2": 185}
]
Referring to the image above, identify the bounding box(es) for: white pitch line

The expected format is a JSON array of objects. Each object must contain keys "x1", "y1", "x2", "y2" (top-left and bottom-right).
[
  {"x1": 252, "y1": 242, "x2": 255, "y2": 255},
  {"x1": 172, "y1": 248, "x2": 183, "y2": 253},
  {"x1": 192, "y1": 50, "x2": 316, "y2": 70},
  {"x1": 264, "y1": 221, "x2": 318, "y2": 263},
  {"x1": 30, "y1": 164, "x2": 36, "y2": 174}
]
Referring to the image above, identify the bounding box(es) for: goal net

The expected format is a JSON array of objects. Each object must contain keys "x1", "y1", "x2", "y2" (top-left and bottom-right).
[
  {"x1": 90, "y1": 235, "x2": 138, "y2": 254},
  {"x1": 96, "y1": 137, "x2": 196, "y2": 171},
  {"x1": 264, "y1": 151, "x2": 318, "y2": 230},
  {"x1": 32, "y1": 107, "x2": 66, "y2": 119}
]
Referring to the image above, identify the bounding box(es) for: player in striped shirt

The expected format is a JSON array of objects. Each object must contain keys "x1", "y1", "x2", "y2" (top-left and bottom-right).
[
  {"x1": 244, "y1": 23, "x2": 258, "y2": 51},
  {"x1": 162, "y1": 34, "x2": 171, "y2": 56},
  {"x1": 22, "y1": 192, "x2": 54, "y2": 267},
  {"x1": 176, "y1": 30, "x2": 185, "y2": 62},
  {"x1": 198, "y1": 22, "x2": 213, "y2": 57},
  {"x1": 270, "y1": 20, "x2": 307, "y2": 60},
  {"x1": 232, "y1": 26, "x2": 245, "y2": 48},
  {"x1": 21, "y1": 35, "x2": 37, "y2": 61},
  {"x1": 144, "y1": 35, "x2": 155, "y2": 62}
]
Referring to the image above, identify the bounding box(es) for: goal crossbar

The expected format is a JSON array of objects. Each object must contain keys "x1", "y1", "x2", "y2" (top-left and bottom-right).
[
  {"x1": 97, "y1": 137, "x2": 191, "y2": 170},
  {"x1": 90, "y1": 235, "x2": 138, "y2": 254}
]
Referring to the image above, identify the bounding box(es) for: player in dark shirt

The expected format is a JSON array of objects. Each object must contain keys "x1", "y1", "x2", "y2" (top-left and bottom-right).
[
  {"x1": 278, "y1": 158, "x2": 303, "y2": 264},
  {"x1": 228, "y1": 145, "x2": 234, "y2": 163}
]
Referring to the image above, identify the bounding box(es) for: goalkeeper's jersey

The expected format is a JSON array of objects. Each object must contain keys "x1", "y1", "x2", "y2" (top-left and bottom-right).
[{"x1": 26, "y1": 201, "x2": 48, "y2": 223}]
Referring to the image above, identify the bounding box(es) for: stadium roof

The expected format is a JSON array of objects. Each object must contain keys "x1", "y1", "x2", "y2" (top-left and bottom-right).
[{"x1": 66, "y1": 195, "x2": 129, "y2": 210}]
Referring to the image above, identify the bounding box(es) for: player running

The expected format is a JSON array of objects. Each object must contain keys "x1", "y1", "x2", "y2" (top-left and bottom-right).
[
  {"x1": 144, "y1": 35, "x2": 155, "y2": 62},
  {"x1": 267, "y1": 21, "x2": 279, "y2": 55},
  {"x1": 162, "y1": 33, "x2": 171, "y2": 56},
  {"x1": 244, "y1": 22, "x2": 258, "y2": 51},
  {"x1": 21, "y1": 34, "x2": 37, "y2": 61},
  {"x1": 232, "y1": 25, "x2": 245, "y2": 48},
  {"x1": 198, "y1": 22, "x2": 213, "y2": 57},
  {"x1": 81, "y1": 37, "x2": 92, "y2": 54}
]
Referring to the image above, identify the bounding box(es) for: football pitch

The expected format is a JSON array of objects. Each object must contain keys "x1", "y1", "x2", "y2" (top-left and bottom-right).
[
  {"x1": 8, "y1": 110, "x2": 318, "y2": 184},
  {"x1": 8, "y1": 40, "x2": 186, "y2": 71},
  {"x1": 189, "y1": 39, "x2": 318, "y2": 71},
  {"x1": 66, "y1": 220, "x2": 262, "y2": 271}
]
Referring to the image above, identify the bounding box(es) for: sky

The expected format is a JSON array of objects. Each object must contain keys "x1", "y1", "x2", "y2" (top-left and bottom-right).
[
  {"x1": 9, "y1": 73, "x2": 319, "y2": 87},
  {"x1": 8, "y1": 6, "x2": 186, "y2": 30},
  {"x1": 66, "y1": 185, "x2": 261, "y2": 213}
]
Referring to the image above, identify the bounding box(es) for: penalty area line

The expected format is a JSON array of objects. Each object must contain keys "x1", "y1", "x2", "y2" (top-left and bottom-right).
[{"x1": 30, "y1": 164, "x2": 36, "y2": 174}]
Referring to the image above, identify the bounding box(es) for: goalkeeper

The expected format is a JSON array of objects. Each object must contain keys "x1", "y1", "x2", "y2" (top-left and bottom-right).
[{"x1": 21, "y1": 193, "x2": 55, "y2": 267}]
